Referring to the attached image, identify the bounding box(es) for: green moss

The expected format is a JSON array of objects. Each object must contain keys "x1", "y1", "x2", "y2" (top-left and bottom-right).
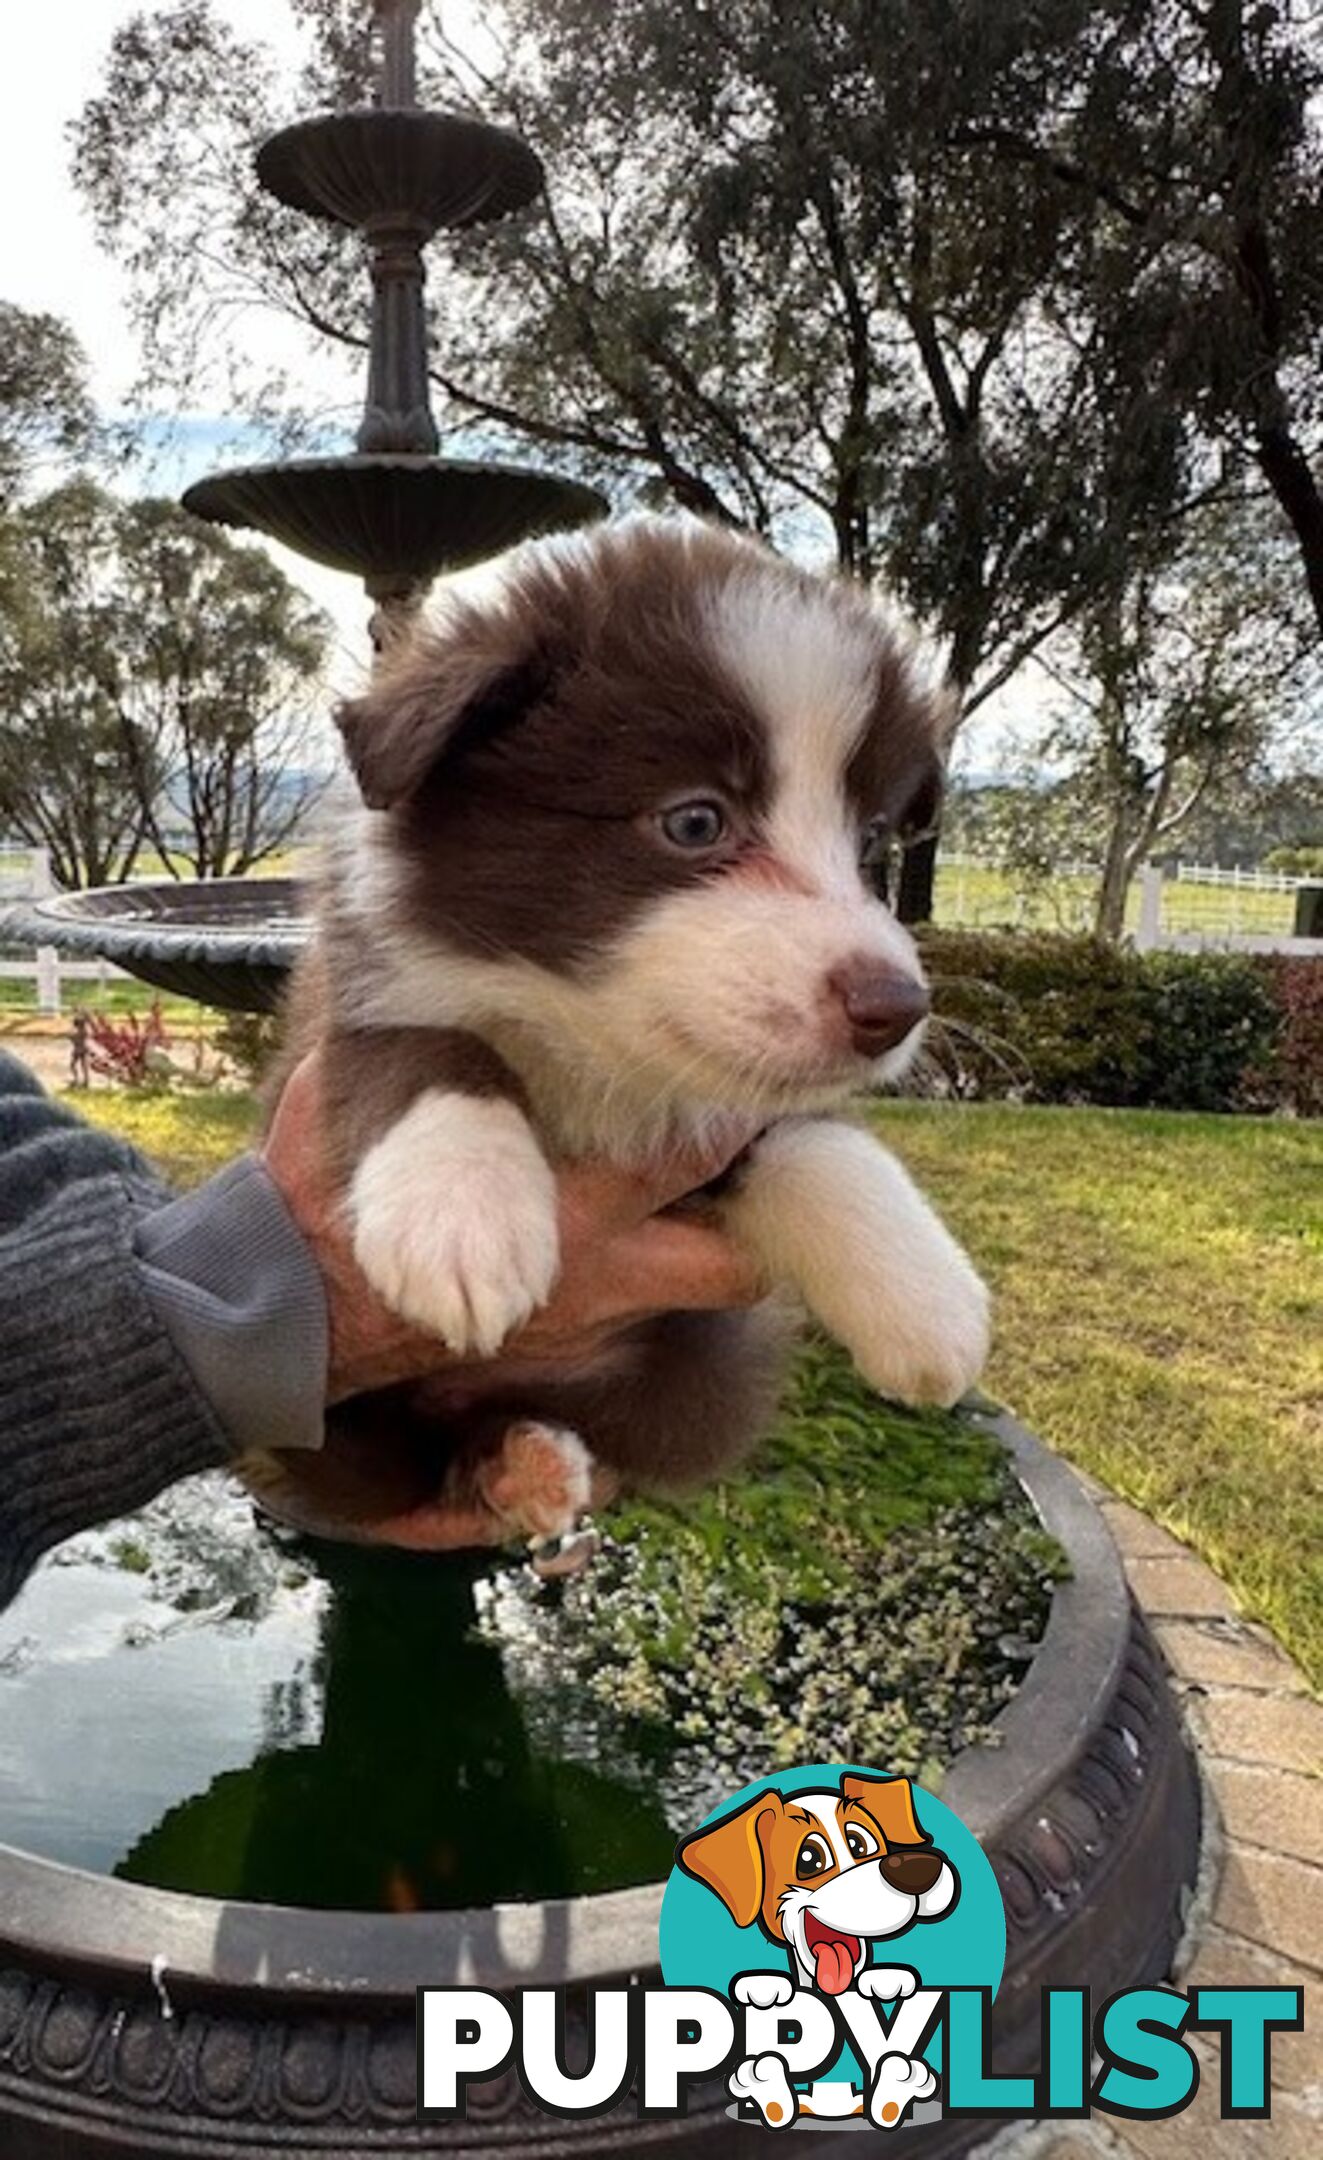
[
  {"x1": 606, "y1": 1335, "x2": 1017, "y2": 1605},
  {"x1": 108, "y1": 1537, "x2": 152, "y2": 1575},
  {"x1": 477, "y1": 1340, "x2": 1064, "y2": 1820}
]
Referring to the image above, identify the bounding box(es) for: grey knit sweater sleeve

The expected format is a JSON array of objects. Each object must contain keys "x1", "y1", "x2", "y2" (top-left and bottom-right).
[{"x1": 0, "y1": 1053, "x2": 328, "y2": 1611}]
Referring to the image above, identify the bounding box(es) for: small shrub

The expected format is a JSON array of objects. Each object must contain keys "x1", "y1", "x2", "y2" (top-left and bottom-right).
[
  {"x1": 1263, "y1": 844, "x2": 1323, "y2": 878},
  {"x1": 919, "y1": 929, "x2": 1316, "y2": 1115},
  {"x1": 1131, "y1": 951, "x2": 1279, "y2": 1113},
  {"x1": 1261, "y1": 957, "x2": 1323, "y2": 1118},
  {"x1": 919, "y1": 931, "x2": 1150, "y2": 1105},
  {"x1": 210, "y1": 1009, "x2": 281, "y2": 1084}
]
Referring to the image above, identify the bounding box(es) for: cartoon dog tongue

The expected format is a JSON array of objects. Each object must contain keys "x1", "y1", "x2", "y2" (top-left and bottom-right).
[{"x1": 805, "y1": 1916, "x2": 861, "y2": 1995}]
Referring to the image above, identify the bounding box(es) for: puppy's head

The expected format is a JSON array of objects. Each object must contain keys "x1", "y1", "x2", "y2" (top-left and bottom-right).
[
  {"x1": 338, "y1": 516, "x2": 949, "y2": 1115},
  {"x1": 677, "y1": 1774, "x2": 958, "y2": 1995}
]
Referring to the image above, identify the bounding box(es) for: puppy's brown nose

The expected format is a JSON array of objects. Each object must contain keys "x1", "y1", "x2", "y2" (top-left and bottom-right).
[
  {"x1": 830, "y1": 964, "x2": 930, "y2": 1058},
  {"x1": 880, "y1": 1848, "x2": 945, "y2": 1895}
]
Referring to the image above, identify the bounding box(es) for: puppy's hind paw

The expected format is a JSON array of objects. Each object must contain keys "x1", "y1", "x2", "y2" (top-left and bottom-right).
[
  {"x1": 479, "y1": 1423, "x2": 595, "y2": 1542},
  {"x1": 868, "y1": 2052, "x2": 937, "y2": 2130},
  {"x1": 529, "y1": 1528, "x2": 600, "y2": 1581}
]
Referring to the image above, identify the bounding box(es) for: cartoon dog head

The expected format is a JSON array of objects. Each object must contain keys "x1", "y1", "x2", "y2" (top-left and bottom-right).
[{"x1": 677, "y1": 1774, "x2": 958, "y2": 1996}]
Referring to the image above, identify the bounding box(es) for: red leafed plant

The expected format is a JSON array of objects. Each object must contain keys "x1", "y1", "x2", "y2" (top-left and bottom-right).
[
  {"x1": 1267, "y1": 957, "x2": 1323, "y2": 1118},
  {"x1": 85, "y1": 1001, "x2": 172, "y2": 1088}
]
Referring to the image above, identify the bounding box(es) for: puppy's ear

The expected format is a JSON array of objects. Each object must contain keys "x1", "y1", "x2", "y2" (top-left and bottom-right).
[
  {"x1": 677, "y1": 1790, "x2": 781, "y2": 1930},
  {"x1": 841, "y1": 1775, "x2": 929, "y2": 1850},
  {"x1": 336, "y1": 609, "x2": 555, "y2": 811}
]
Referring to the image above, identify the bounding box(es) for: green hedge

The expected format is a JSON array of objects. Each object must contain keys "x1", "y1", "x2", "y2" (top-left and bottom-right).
[{"x1": 917, "y1": 930, "x2": 1317, "y2": 1115}]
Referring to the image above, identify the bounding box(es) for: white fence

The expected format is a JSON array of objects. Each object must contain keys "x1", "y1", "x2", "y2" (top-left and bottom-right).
[
  {"x1": 1134, "y1": 863, "x2": 1323, "y2": 958},
  {"x1": 1172, "y1": 862, "x2": 1298, "y2": 894},
  {"x1": 938, "y1": 853, "x2": 1319, "y2": 952},
  {"x1": 0, "y1": 847, "x2": 126, "y2": 1013}
]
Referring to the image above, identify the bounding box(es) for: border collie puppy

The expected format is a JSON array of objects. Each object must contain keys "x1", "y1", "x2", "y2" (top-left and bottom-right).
[{"x1": 252, "y1": 516, "x2": 989, "y2": 1551}]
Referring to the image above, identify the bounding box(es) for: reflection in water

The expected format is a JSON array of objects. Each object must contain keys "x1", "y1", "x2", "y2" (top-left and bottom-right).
[
  {"x1": 0, "y1": 1477, "x2": 674, "y2": 1911},
  {"x1": 118, "y1": 1540, "x2": 676, "y2": 1909}
]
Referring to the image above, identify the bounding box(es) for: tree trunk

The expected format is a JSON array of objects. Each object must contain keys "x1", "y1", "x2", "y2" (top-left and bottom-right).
[
  {"x1": 897, "y1": 829, "x2": 940, "y2": 924},
  {"x1": 1094, "y1": 813, "x2": 1133, "y2": 939},
  {"x1": 1253, "y1": 421, "x2": 1323, "y2": 638}
]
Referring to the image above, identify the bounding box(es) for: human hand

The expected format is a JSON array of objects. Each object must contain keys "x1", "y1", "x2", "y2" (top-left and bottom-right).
[{"x1": 262, "y1": 1053, "x2": 762, "y2": 1405}]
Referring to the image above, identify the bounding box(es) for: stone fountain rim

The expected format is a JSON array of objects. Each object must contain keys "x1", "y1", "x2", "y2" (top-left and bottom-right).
[
  {"x1": 0, "y1": 1405, "x2": 1127, "y2": 2012},
  {"x1": 1, "y1": 877, "x2": 311, "y2": 970}
]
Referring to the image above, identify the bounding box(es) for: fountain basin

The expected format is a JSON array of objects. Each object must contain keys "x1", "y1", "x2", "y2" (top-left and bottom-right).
[
  {"x1": 182, "y1": 457, "x2": 606, "y2": 602},
  {"x1": 1, "y1": 877, "x2": 309, "y2": 1013},
  {"x1": 257, "y1": 108, "x2": 544, "y2": 232},
  {"x1": 0, "y1": 1406, "x2": 1199, "y2": 2156}
]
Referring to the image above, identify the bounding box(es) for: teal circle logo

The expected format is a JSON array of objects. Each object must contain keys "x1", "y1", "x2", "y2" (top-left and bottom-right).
[{"x1": 659, "y1": 1763, "x2": 1004, "y2": 2119}]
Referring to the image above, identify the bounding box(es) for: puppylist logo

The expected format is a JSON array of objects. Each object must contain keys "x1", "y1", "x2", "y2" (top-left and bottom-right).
[{"x1": 418, "y1": 1763, "x2": 1304, "y2": 2131}]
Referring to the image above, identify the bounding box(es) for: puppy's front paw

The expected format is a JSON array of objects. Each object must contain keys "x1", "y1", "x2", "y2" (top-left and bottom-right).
[
  {"x1": 349, "y1": 1091, "x2": 560, "y2": 1355},
  {"x1": 479, "y1": 1423, "x2": 594, "y2": 1541},
  {"x1": 723, "y1": 1122, "x2": 988, "y2": 1411},
  {"x1": 847, "y1": 1240, "x2": 990, "y2": 1409}
]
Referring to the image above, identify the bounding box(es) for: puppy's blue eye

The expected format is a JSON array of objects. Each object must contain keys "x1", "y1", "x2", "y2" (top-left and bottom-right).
[{"x1": 660, "y1": 799, "x2": 727, "y2": 850}]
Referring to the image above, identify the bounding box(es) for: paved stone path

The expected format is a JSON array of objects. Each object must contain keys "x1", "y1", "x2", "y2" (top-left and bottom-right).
[{"x1": 1009, "y1": 1489, "x2": 1320, "y2": 2159}]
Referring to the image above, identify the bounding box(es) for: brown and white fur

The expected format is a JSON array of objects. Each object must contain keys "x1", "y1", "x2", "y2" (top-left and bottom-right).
[{"x1": 248, "y1": 515, "x2": 989, "y2": 1546}]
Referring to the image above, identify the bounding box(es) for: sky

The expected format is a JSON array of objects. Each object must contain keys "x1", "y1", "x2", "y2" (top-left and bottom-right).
[
  {"x1": 2, "y1": 3, "x2": 323, "y2": 405},
  {"x1": 0, "y1": 0, "x2": 1021, "y2": 768},
  {"x1": 0, "y1": 0, "x2": 396, "y2": 700}
]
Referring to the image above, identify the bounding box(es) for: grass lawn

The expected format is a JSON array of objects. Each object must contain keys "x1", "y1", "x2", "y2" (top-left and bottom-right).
[
  {"x1": 72, "y1": 1085, "x2": 259, "y2": 1184},
  {"x1": 875, "y1": 1102, "x2": 1322, "y2": 1689},
  {"x1": 68, "y1": 1084, "x2": 1322, "y2": 1688}
]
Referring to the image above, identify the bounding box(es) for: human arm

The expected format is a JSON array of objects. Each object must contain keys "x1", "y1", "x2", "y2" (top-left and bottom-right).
[
  {"x1": 0, "y1": 1052, "x2": 229, "y2": 1608},
  {"x1": 0, "y1": 1050, "x2": 757, "y2": 1604}
]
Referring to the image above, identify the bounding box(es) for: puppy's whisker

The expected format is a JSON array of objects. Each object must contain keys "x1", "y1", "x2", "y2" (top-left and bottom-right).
[{"x1": 927, "y1": 1011, "x2": 1032, "y2": 1090}]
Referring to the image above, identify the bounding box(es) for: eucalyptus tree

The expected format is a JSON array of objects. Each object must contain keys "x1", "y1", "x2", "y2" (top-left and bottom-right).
[
  {"x1": 0, "y1": 482, "x2": 150, "y2": 886},
  {"x1": 0, "y1": 304, "x2": 96, "y2": 506},
  {"x1": 1034, "y1": 504, "x2": 1318, "y2": 934},
  {"x1": 0, "y1": 483, "x2": 329, "y2": 884},
  {"x1": 954, "y1": 0, "x2": 1323, "y2": 636}
]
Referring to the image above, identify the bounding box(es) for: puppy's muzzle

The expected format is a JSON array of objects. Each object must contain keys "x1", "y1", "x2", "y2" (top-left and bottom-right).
[
  {"x1": 829, "y1": 962, "x2": 930, "y2": 1058},
  {"x1": 879, "y1": 1847, "x2": 946, "y2": 1895}
]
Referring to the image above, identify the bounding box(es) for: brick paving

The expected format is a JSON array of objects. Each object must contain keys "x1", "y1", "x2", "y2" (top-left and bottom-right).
[{"x1": 978, "y1": 1493, "x2": 1319, "y2": 2159}]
